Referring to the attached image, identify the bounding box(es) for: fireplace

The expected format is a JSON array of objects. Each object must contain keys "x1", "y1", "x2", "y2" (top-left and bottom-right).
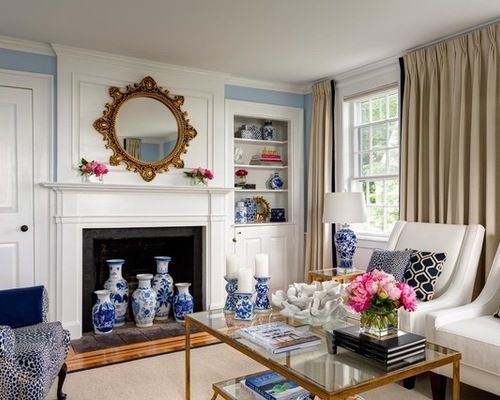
[{"x1": 82, "y1": 226, "x2": 204, "y2": 333}]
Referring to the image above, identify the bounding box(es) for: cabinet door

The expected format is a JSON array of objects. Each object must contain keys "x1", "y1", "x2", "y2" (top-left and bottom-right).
[{"x1": 234, "y1": 225, "x2": 294, "y2": 292}]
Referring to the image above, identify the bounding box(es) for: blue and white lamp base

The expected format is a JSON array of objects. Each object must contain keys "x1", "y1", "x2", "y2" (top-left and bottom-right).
[{"x1": 334, "y1": 225, "x2": 358, "y2": 271}]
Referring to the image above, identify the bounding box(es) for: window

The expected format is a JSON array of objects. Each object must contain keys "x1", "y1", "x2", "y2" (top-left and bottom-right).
[{"x1": 348, "y1": 87, "x2": 400, "y2": 236}]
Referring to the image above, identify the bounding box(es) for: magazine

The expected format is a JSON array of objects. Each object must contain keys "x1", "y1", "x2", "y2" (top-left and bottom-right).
[
  {"x1": 243, "y1": 371, "x2": 311, "y2": 400},
  {"x1": 237, "y1": 322, "x2": 322, "y2": 354}
]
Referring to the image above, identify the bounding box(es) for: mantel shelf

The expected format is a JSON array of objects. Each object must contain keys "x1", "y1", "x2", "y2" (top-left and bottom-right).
[{"x1": 40, "y1": 182, "x2": 235, "y2": 195}]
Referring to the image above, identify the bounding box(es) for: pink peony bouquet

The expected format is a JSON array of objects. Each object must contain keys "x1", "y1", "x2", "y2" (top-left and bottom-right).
[
  {"x1": 184, "y1": 167, "x2": 214, "y2": 180},
  {"x1": 344, "y1": 269, "x2": 417, "y2": 314},
  {"x1": 79, "y1": 158, "x2": 109, "y2": 177}
]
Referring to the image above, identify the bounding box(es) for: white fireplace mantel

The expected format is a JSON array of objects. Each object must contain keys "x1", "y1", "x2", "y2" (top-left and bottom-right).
[{"x1": 42, "y1": 182, "x2": 233, "y2": 339}]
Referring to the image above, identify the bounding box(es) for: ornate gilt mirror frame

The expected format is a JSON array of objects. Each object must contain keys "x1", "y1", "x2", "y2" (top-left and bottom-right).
[{"x1": 93, "y1": 76, "x2": 197, "y2": 182}]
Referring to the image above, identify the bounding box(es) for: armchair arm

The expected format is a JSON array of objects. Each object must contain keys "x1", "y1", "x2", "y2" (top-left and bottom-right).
[
  {"x1": 0, "y1": 325, "x2": 15, "y2": 358},
  {"x1": 0, "y1": 286, "x2": 47, "y2": 328}
]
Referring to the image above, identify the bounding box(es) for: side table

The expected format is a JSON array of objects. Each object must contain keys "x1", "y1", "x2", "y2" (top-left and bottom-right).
[{"x1": 308, "y1": 268, "x2": 364, "y2": 284}]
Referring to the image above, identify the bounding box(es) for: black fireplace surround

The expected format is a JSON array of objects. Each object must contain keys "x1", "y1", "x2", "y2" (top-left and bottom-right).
[{"x1": 82, "y1": 226, "x2": 204, "y2": 333}]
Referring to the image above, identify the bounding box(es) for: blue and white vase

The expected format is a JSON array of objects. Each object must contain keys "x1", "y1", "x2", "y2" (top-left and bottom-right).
[
  {"x1": 152, "y1": 256, "x2": 174, "y2": 320},
  {"x1": 269, "y1": 172, "x2": 284, "y2": 190},
  {"x1": 131, "y1": 274, "x2": 156, "y2": 327},
  {"x1": 244, "y1": 197, "x2": 257, "y2": 223},
  {"x1": 103, "y1": 259, "x2": 129, "y2": 327},
  {"x1": 173, "y1": 282, "x2": 194, "y2": 322},
  {"x1": 334, "y1": 226, "x2": 358, "y2": 269},
  {"x1": 92, "y1": 290, "x2": 115, "y2": 335}
]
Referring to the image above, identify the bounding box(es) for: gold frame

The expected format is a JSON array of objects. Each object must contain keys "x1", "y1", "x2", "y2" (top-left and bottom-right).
[
  {"x1": 254, "y1": 196, "x2": 270, "y2": 222},
  {"x1": 93, "y1": 76, "x2": 197, "y2": 182}
]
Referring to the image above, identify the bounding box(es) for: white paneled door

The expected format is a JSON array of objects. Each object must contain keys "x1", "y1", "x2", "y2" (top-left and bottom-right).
[{"x1": 0, "y1": 85, "x2": 35, "y2": 288}]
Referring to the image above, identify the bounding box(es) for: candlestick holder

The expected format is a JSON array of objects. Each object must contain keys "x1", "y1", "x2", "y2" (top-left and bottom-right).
[
  {"x1": 234, "y1": 291, "x2": 255, "y2": 320},
  {"x1": 254, "y1": 276, "x2": 272, "y2": 313},
  {"x1": 223, "y1": 275, "x2": 238, "y2": 314}
]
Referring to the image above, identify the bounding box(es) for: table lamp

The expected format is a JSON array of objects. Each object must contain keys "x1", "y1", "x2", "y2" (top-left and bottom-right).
[{"x1": 322, "y1": 192, "x2": 368, "y2": 269}]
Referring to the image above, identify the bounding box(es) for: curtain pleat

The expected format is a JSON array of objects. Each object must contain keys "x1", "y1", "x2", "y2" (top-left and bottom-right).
[
  {"x1": 304, "y1": 80, "x2": 333, "y2": 279},
  {"x1": 401, "y1": 23, "x2": 500, "y2": 282}
]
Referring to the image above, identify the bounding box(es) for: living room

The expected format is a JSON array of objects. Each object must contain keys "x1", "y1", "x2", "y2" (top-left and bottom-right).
[{"x1": 1, "y1": 1, "x2": 500, "y2": 399}]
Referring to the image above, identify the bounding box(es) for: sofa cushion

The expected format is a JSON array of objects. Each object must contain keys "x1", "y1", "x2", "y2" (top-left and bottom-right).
[
  {"x1": 366, "y1": 248, "x2": 413, "y2": 281},
  {"x1": 435, "y1": 315, "x2": 500, "y2": 376},
  {"x1": 404, "y1": 250, "x2": 446, "y2": 301}
]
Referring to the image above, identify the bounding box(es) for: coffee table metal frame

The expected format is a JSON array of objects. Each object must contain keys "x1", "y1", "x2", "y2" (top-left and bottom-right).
[{"x1": 184, "y1": 309, "x2": 461, "y2": 400}]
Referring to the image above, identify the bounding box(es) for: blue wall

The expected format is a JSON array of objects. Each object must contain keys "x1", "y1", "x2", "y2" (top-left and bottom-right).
[{"x1": 0, "y1": 48, "x2": 56, "y2": 75}]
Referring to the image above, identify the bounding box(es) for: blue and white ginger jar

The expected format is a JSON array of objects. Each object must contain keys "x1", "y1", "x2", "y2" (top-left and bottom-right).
[
  {"x1": 244, "y1": 197, "x2": 257, "y2": 223},
  {"x1": 152, "y1": 256, "x2": 174, "y2": 320},
  {"x1": 131, "y1": 274, "x2": 157, "y2": 327}
]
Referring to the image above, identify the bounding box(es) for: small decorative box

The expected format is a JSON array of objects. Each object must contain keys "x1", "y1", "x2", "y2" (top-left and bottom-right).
[{"x1": 270, "y1": 208, "x2": 286, "y2": 222}]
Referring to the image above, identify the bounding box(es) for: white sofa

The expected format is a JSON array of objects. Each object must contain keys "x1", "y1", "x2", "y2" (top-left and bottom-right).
[
  {"x1": 386, "y1": 221, "x2": 485, "y2": 335},
  {"x1": 426, "y1": 243, "x2": 500, "y2": 397}
]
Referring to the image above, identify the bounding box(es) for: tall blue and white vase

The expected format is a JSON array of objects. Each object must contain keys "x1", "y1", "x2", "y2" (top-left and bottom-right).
[
  {"x1": 152, "y1": 256, "x2": 174, "y2": 320},
  {"x1": 103, "y1": 259, "x2": 129, "y2": 327},
  {"x1": 244, "y1": 197, "x2": 257, "y2": 223},
  {"x1": 92, "y1": 289, "x2": 115, "y2": 335},
  {"x1": 173, "y1": 282, "x2": 194, "y2": 322},
  {"x1": 131, "y1": 274, "x2": 156, "y2": 327},
  {"x1": 254, "y1": 276, "x2": 272, "y2": 313},
  {"x1": 234, "y1": 292, "x2": 255, "y2": 321}
]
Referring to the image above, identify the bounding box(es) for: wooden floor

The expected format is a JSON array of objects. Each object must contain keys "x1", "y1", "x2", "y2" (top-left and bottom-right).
[{"x1": 67, "y1": 331, "x2": 219, "y2": 372}]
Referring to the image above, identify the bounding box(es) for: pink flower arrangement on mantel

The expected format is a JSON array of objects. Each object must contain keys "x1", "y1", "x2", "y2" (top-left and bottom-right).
[
  {"x1": 184, "y1": 167, "x2": 214, "y2": 180},
  {"x1": 345, "y1": 270, "x2": 417, "y2": 314},
  {"x1": 79, "y1": 158, "x2": 109, "y2": 177}
]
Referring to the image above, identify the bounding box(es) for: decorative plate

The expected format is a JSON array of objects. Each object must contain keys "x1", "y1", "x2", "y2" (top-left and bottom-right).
[{"x1": 253, "y1": 196, "x2": 270, "y2": 222}]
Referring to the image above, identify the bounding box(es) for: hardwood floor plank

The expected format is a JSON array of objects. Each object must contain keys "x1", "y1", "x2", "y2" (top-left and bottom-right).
[{"x1": 67, "y1": 332, "x2": 219, "y2": 372}]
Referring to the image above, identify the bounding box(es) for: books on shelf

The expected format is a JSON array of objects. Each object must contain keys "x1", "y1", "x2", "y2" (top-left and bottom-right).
[
  {"x1": 242, "y1": 371, "x2": 311, "y2": 400},
  {"x1": 333, "y1": 325, "x2": 426, "y2": 366},
  {"x1": 237, "y1": 322, "x2": 322, "y2": 354},
  {"x1": 250, "y1": 149, "x2": 284, "y2": 165}
]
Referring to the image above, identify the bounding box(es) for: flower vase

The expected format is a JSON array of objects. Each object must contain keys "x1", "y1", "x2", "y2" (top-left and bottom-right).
[
  {"x1": 191, "y1": 176, "x2": 208, "y2": 186},
  {"x1": 83, "y1": 174, "x2": 103, "y2": 184},
  {"x1": 236, "y1": 175, "x2": 246, "y2": 187},
  {"x1": 173, "y1": 282, "x2": 194, "y2": 322},
  {"x1": 360, "y1": 307, "x2": 398, "y2": 337},
  {"x1": 131, "y1": 274, "x2": 156, "y2": 327},
  {"x1": 92, "y1": 290, "x2": 115, "y2": 335},
  {"x1": 103, "y1": 259, "x2": 129, "y2": 327},
  {"x1": 152, "y1": 256, "x2": 174, "y2": 320}
]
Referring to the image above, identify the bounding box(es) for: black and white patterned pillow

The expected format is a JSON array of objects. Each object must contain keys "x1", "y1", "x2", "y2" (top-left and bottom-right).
[
  {"x1": 366, "y1": 248, "x2": 413, "y2": 281},
  {"x1": 404, "y1": 250, "x2": 447, "y2": 301}
]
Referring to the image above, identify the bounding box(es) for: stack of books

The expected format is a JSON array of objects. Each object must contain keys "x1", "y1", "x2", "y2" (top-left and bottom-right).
[
  {"x1": 333, "y1": 325, "x2": 426, "y2": 368},
  {"x1": 236, "y1": 322, "x2": 322, "y2": 354},
  {"x1": 240, "y1": 371, "x2": 311, "y2": 400},
  {"x1": 250, "y1": 149, "x2": 283, "y2": 165}
]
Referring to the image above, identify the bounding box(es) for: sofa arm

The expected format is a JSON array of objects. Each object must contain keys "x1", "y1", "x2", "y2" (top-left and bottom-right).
[{"x1": 0, "y1": 325, "x2": 15, "y2": 358}]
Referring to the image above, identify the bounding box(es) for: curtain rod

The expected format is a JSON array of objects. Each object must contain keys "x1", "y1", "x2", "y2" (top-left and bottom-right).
[{"x1": 406, "y1": 17, "x2": 500, "y2": 53}]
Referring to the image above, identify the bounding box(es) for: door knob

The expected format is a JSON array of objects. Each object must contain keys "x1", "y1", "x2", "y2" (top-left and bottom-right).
[{"x1": 20, "y1": 225, "x2": 29, "y2": 232}]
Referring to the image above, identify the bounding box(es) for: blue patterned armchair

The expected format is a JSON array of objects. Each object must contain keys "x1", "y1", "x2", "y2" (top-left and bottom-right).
[{"x1": 0, "y1": 286, "x2": 70, "y2": 400}]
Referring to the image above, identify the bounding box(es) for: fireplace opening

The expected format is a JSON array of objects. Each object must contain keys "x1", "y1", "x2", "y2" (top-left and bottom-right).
[{"x1": 82, "y1": 227, "x2": 204, "y2": 333}]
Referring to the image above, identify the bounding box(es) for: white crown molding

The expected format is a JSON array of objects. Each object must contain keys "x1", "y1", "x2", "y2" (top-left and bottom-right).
[
  {"x1": 225, "y1": 76, "x2": 309, "y2": 95},
  {"x1": 0, "y1": 35, "x2": 54, "y2": 56},
  {"x1": 332, "y1": 56, "x2": 400, "y2": 88}
]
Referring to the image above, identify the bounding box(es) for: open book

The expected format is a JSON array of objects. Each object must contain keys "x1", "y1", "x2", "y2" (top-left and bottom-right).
[{"x1": 237, "y1": 322, "x2": 322, "y2": 354}]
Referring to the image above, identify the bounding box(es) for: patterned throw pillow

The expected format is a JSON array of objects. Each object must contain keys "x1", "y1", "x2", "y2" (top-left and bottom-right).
[
  {"x1": 403, "y1": 250, "x2": 447, "y2": 301},
  {"x1": 366, "y1": 249, "x2": 413, "y2": 281}
]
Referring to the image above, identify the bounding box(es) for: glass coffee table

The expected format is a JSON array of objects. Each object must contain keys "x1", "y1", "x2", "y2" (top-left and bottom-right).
[{"x1": 184, "y1": 309, "x2": 461, "y2": 400}]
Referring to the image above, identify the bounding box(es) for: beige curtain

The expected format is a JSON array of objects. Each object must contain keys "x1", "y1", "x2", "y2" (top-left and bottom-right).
[
  {"x1": 304, "y1": 80, "x2": 333, "y2": 279},
  {"x1": 125, "y1": 138, "x2": 142, "y2": 159},
  {"x1": 401, "y1": 23, "x2": 500, "y2": 281}
]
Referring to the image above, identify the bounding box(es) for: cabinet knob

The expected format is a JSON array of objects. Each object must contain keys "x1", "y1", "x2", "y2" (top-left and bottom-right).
[{"x1": 20, "y1": 225, "x2": 29, "y2": 232}]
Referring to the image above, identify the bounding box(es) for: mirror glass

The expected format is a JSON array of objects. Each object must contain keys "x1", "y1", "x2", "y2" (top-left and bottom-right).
[
  {"x1": 93, "y1": 76, "x2": 197, "y2": 182},
  {"x1": 116, "y1": 98, "x2": 179, "y2": 162}
]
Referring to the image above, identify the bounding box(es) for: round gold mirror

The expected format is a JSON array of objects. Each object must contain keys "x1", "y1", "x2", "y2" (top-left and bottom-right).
[{"x1": 93, "y1": 76, "x2": 197, "y2": 182}]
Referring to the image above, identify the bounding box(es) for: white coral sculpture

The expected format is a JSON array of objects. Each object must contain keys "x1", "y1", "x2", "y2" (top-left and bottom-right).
[{"x1": 271, "y1": 280, "x2": 351, "y2": 325}]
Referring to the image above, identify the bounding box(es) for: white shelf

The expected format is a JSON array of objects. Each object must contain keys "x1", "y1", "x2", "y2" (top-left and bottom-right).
[
  {"x1": 234, "y1": 138, "x2": 288, "y2": 145},
  {"x1": 235, "y1": 189, "x2": 288, "y2": 193},
  {"x1": 234, "y1": 164, "x2": 288, "y2": 169}
]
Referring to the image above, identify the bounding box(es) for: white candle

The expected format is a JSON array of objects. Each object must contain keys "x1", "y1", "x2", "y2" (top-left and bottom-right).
[
  {"x1": 226, "y1": 254, "x2": 239, "y2": 279},
  {"x1": 255, "y1": 253, "x2": 269, "y2": 277},
  {"x1": 237, "y1": 267, "x2": 253, "y2": 293}
]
